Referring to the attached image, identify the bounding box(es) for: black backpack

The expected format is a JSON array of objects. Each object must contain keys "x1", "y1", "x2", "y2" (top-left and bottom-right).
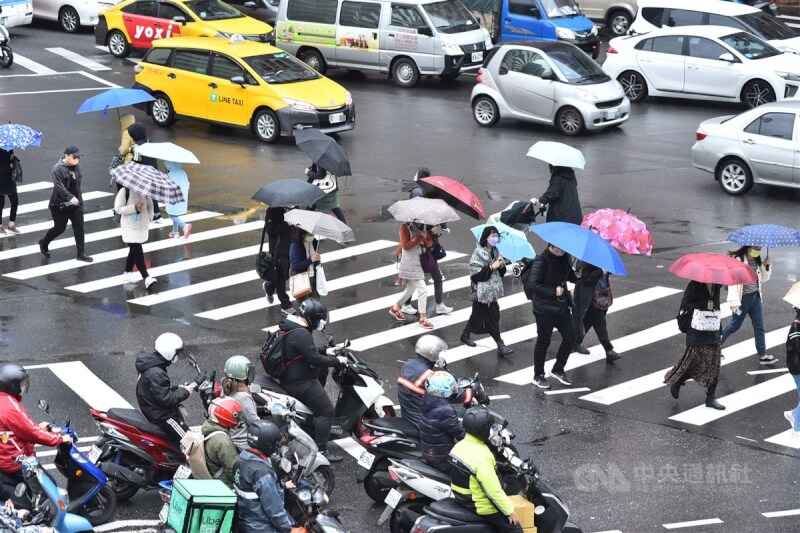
[{"x1": 259, "y1": 329, "x2": 301, "y2": 379}]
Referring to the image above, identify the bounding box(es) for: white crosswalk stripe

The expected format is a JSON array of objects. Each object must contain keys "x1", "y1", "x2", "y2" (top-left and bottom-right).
[
  {"x1": 45, "y1": 47, "x2": 111, "y2": 71},
  {"x1": 2, "y1": 190, "x2": 112, "y2": 218}
]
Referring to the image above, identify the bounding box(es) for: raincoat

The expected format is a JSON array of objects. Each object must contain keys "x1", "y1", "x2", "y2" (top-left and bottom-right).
[{"x1": 164, "y1": 161, "x2": 189, "y2": 217}]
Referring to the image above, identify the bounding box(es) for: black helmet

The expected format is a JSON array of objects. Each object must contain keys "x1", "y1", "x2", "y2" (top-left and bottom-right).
[
  {"x1": 462, "y1": 406, "x2": 504, "y2": 444},
  {"x1": 246, "y1": 420, "x2": 283, "y2": 456},
  {"x1": 0, "y1": 363, "x2": 30, "y2": 396},
  {"x1": 299, "y1": 298, "x2": 328, "y2": 331}
]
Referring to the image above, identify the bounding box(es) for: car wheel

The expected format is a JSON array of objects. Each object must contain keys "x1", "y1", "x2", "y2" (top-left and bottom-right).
[
  {"x1": 472, "y1": 96, "x2": 499, "y2": 127},
  {"x1": 741, "y1": 79, "x2": 775, "y2": 109},
  {"x1": 392, "y1": 58, "x2": 420, "y2": 88},
  {"x1": 716, "y1": 158, "x2": 753, "y2": 196},
  {"x1": 107, "y1": 30, "x2": 130, "y2": 58},
  {"x1": 617, "y1": 70, "x2": 647, "y2": 102},
  {"x1": 298, "y1": 48, "x2": 326, "y2": 74},
  {"x1": 253, "y1": 109, "x2": 281, "y2": 143},
  {"x1": 608, "y1": 10, "x2": 632, "y2": 36},
  {"x1": 59, "y1": 6, "x2": 80, "y2": 33},
  {"x1": 556, "y1": 106, "x2": 585, "y2": 136},
  {"x1": 150, "y1": 93, "x2": 175, "y2": 127}
]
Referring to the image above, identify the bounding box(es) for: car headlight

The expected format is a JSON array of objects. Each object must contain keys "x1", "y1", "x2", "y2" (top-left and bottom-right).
[
  {"x1": 441, "y1": 41, "x2": 462, "y2": 55},
  {"x1": 482, "y1": 27, "x2": 493, "y2": 50},
  {"x1": 776, "y1": 71, "x2": 800, "y2": 81},
  {"x1": 576, "y1": 89, "x2": 599, "y2": 101},
  {"x1": 556, "y1": 27, "x2": 576, "y2": 40},
  {"x1": 283, "y1": 98, "x2": 316, "y2": 112},
  {"x1": 591, "y1": 25, "x2": 598, "y2": 36},
  {"x1": 345, "y1": 91, "x2": 353, "y2": 107}
]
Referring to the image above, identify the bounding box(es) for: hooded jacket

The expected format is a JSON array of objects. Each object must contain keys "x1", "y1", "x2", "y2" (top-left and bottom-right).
[
  {"x1": 115, "y1": 187, "x2": 153, "y2": 244},
  {"x1": 420, "y1": 393, "x2": 465, "y2": 464},
  {"x1": 539, "y1": 166, "x2": 582, "y2": 225},
  {"x1": 119, "y1": 114, "x2": 136, "y2": 162},
  {"x1": 788, "y1": 318, "x2": 800, "y2": 376},
  {"x1": 201, "y1": 419, "x2": 238, "y2": 488},
  {"x1": 127, "y1": 123, "x2": 158, "y2": 169},
  {"x1": 0, "y1": 392, "x2": 62, "y2": 473},
  {"x1": 233, "y1": 449, "x2": 294, "y2": 533},
  {"x1": 135, "y1": 351, "x2": 190, "y2": 423},
  {"x1": 277, "y1": 316, "x2": 336, "y2": 384},
  {"x1": 165, "y1": 161, "x2": 189, "y2": 217},
  {"x1": 48, "y1": 159, "x2": 82, "y2": 208}
]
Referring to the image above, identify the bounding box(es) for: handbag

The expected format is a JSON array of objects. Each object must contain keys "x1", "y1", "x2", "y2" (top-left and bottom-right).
[
  {"x1": 10, "y1": 156, "x2": 22, "y2": 183},
  {"x1": 431, "y1": 239, "x2": 446, "y2": 260},
  {"x1": 420, "y1": 247, "x2": 437, "y2": 274},
  {"x1": 290, "y1": 272, "x2": 312, "y2": 299},
  {"x1": 315, "y1": 264, "x2": 328, "y2": 296},
  {"x1": 691, "y1": 309, "x2": 721, "y2": 331},
  {"x1": 255, "y1": 224, "x2": 277, "y2": 282},
  {"x1": 109, "y1": 153, "x2": 124, "y2": 174},
  {"x1": 312, "y1": 172, "x2": 338, "y2": 194}
]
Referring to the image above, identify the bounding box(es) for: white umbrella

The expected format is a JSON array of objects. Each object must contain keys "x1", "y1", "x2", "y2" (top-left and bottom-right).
[
  {"x1": 784, "y1": 282, "x2": 800, "y2": 308},
  {"x1": 526, "y1": 141, "x2": 585, "y2": 169},
  {"x1": 137, "y1": 142, "x2": 200, "y2": 164}
]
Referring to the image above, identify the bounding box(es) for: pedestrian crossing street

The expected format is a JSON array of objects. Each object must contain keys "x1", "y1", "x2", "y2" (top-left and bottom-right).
[{"x1": 5, "y1": 181, "x2": 800, "y2": 457}]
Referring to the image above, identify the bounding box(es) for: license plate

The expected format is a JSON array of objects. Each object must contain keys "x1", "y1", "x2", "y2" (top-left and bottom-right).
[
  {"x1": 357, "y1": 451, "x2": 375, "y2": 469},
  {"x1": 174, "y1": 464, "x2": 192, "y2": 479},
  {"x1": 87, "y1": 445, "x2": 102, "y2": 464},
  {"x1": 158, "y1": 503, "x2": 169, "y2": 523},
  {"x1": 329, "y1": 112, "x2": 345, "y2": 124},
  {"x1": 471, "y1": 51, "x2": 483, "y2": 63},
  {"x1": 605, "y1": 109, "x2": 619, "y2": 120},
  {"x1": 384, "y1": 487, "x2": 403, "y2": 509}
]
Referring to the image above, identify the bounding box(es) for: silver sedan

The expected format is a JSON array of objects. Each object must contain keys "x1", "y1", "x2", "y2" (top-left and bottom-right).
[
  {"x1": 692, "y1": 101, "x2": 800, "y2": 195},
  {"x1": 471, "y1": 41, "x2": 630, "y2": 136}
]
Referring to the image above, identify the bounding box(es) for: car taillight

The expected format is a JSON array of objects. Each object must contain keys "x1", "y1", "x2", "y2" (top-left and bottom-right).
[
  {"x1": 476, "y1": 68, "x2": 483, "y2": 83},
  {"x1": 359, "y1": 434, "x2": 378, "y2": 445},
  {"x1": 696, "y1": 131, "x2": 707, "y2": 141},
  {"x1": 607, "y1": 45, "x2": 618, "y2": 54}
]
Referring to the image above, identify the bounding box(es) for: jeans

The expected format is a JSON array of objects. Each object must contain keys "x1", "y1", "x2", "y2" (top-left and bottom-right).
[
  {"x1": 170, "y1": 215, "x2": 185, "y2": 233},
  {"x1": 406, "y1": 268, "x2": 444, "y2": 305},
  {"x1": 125, "y1": 243, "x2": 149, "y2": 279},
  {"x1": 721, "y1": 291, "x2": 766, "y2": 355},
  {"x1": 533, "y1": 310, "x2": 576, "y2": 376},
  {"x1": 42, "y1": 205, "x2": 85, "y2": 255},
  {"x1": 396, "y1": 279, "x2": 428, "y2": 314},
  {"x1": 580, "y1": 306, "x2": 614, "y2": 352},
  {"x1": 266, "y1": 255, "x2": 292, "y2": 309},
  {"x1": 793, "y1": 374, "x2": 800, "y2": 431},
  {"x1": 282, "y1": 379, "x2": 334, "y2": 451},
  {"x1": 0, "y1": 191, "x2": 18, "y2": 221}
]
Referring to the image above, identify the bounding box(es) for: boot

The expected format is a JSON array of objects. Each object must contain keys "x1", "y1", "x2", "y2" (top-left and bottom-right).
[
  {"x1": 705, "y1": 383, "x2": 725, "y2": 410},
  {"x1": 670, "y1": 374, "x2": 687, "y2": 399},
  {"x1": 460, "y1": 330, "x2": 476, "y2": 347},
  {"x1": 497, "y1": 342, "x2": 514, "y2": 357}
]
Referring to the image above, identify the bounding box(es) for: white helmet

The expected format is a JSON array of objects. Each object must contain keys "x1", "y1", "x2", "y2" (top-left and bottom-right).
[
  {"x1": 415, "y1": 335, "x2": 448, "y2": 363},
  {"x1": 155, "y1": 333, "x2": 184, "y2": 363}
]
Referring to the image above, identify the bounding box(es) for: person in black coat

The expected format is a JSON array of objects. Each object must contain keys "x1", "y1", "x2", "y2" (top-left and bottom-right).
[
  {"x1": 263, "y1": 207, "x2": 294, "y2": 314},
  {"x1": 664, "y1": 281, "x2": 725, "y2": 410},
  {"x1": 419, "y1": 371, "x2": 464, "y2": 473},
  {"x1": 572, "y1": 263, "x2": 620, "y2": 361},
  {"x1": 531, "y1": 166, "x2": 582, "y2": 225},
  {"x1": 525, "y1": 244, "x2": 581, "y2": 389},
  {"x1": 0, "y1": 149, "x2": 20, "y2": 234}
]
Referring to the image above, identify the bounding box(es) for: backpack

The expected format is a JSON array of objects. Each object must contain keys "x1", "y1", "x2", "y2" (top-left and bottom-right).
[
  {"x1": 520, "y1": 259, "x2": 535, "y2": 300},
  {"x1": 676, "y1": 307, "x2": 692, "y2": 334},
  {"x1": 259, "y1": 329, "x2": 302, "y2": 379},
  {"x1": 180, "y1": 430, "x2": 226, "y2": 480}
]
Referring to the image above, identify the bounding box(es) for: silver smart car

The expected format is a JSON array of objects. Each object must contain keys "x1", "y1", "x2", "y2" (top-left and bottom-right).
[{"x1": 471, "y1": 41, "x2": 630, "y2": 136}]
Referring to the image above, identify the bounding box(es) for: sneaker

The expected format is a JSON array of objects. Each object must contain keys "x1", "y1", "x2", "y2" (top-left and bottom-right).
[
  {"x1": 606, "y1": 350, "x2": 621, "y2": 362},
  {"x1": 122, "y1": 272, "x2": 140, "y2": 284},
  {"x1": 549, "y1": 370, "x2": 573, "y2": 386},
  {"x1": 759, "y1": 354, "x2": 778, "y2": 366},
  {"x1": 791, "y1": 430, "x2": 800, "y2": 440},
  {"x1": 435, "y1": 303, "x2": 453, "y2": 314},
  {"x1": 322, "y1": 450, "x2": 343, "y2": 463},
  {"x1": 76, "y1": 254, "x2": 94, "y2": 263},
  {"x1": 183, "y1": 223, "x2": 192, "y2": 239},
  {"x1": 168, "y1": 232, "x2": 178, "y2": 238},
  {"x1": 785, "y1": 410, "x2": 796, "y2": 428},
  {"x1": 144, "y1": 276, "x2": 158, "y2": 289},
  {"x1": 532, "y1": 375, "x2": 551, "y2": 389},
  {"x1": 281, "y1": 306, "x2": 295, "y2": 315},
  {"x1": 6, "y1": 223, "x2": 19, "y2": 234},
  {"x1": 262, "y1": 281, "x2": 275, "y2": 304},
  {"x1": 418, "y1": 318, "x2": 434, "y2": 330},
  {"x1": 152, "y1": 212, "x2": 162, "y2": 221},
  {"x1": 389, "y1": 307, "x2": 406, "y2": 322},
  {"x1": 572, "y1": 343, "x2": 590, "y2": 355},
  {"x1": 400, "y1": 304, "x2": 418, "y2": 315}
]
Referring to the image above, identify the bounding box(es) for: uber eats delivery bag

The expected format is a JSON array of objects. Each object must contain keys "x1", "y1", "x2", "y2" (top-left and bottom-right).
[{"x1": 167, "y1": 479, "x2": 236, "y2": 533}]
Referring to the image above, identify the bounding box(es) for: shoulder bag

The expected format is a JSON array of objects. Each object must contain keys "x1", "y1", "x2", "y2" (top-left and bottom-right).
[
  {"x1": 592, "y1": 276, "x2": 613, "y2": 311},
  {"x1": 256, "y1": 223, "x2": 278, "y2": 282},
  {"x1": 431, "y1": 234, "x2": 446, "y2": 260},
  {"x1": 10, "y1": 156, "x2": 22, "y2": 183},
  {"x1": 312, "y1": 172, "x2": 337, "y2": 194},
  {"x1": 691, "y1": 308, "x2": 721, "y2": 331},
  {"x1": 290, "y1": 271, "x2": 312, "y2": 299}
]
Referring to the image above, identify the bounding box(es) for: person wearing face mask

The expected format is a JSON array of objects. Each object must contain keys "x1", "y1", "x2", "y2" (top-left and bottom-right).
[
  {"x1": 720, "y1": 246, "x2": 777, "y2": 366},
  {"x1": 289, "y1": 228, "x2": 321, "y2": 304},
  {"x1": 526, "y1": 243, "x2": 582, "y2": 389},
  {"x1": 461, "y1": 226, "x2": 514, "y2": 357},
  {"x1": 390, "y1": 221, "x2": 435, "y2": 329},
  {"x1": 277, "y1": 299, "x2": 348, "y2": 462}
]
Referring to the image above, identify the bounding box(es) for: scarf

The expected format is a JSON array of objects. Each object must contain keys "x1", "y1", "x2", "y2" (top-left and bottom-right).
[{"x1": 469, "y1": 246, "x2": 503, "y2": 304}]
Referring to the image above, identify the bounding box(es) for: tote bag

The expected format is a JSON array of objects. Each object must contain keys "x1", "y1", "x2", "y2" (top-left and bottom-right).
[
  {"x1": 290, "y1": 272, "x2": 312, "y2": 299},
  {"x1": 315, "y1": 264, "x2": 328, "y2": 296}
]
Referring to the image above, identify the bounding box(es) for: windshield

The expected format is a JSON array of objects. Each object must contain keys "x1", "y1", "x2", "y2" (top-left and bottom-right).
[
  {"x1": 243, "y1": 52, "x2": 321, "y2": 84},
  {"x1": 422, "y1": 0, "x2": 478, "y2": 34},
  {"x1": 549, "y1": 49, "x2": 609, "y2": 84},
  {"x1": 541, "y1": 0, "x2": 580, "y2": 19},
  {"x1": 184, "y1": 0, "x2": 243, "y2": 21},
  {"x1": 736, "y1": 13, "x2": 796, "y2": 41},
  {"x1": 721, "y1": 31, "x2": 781, "y2": 60}
]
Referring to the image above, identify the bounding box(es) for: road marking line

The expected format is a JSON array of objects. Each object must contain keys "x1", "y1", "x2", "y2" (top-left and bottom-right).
[
  {"x1": 764, "y1": 430, "x2": 800, "y2": 449},
  {"x1": 95, "y1": 520, "x2": 162, "y2": 532},
  {"x1": 46, "y1": 47, "x2": 111, "y2": 71},
  {"x1": 544, "y1": 387, "x2": 591, "y2": 395},
  {"x1": 0, "y1": 211, "x2": 221, "y2": 261},
  {"x1": 332, "y1": 437, "x2": 364, "y2": 460},
  {"x1": 763, "y1": 509, "x2": 800, "y2": 518},
  {"x1": 15, "y1": 181, "x2": 53, "y2": 194},
  {"x1": 746, "y1": 368, "x2": 788, "y2": 375},
  {"x1": 10, "y1": 53, "x2": 57, "y2": 74},
  {"x1": 581, "y1": 325, "x2": 787, "y2": 406},
  {"x1": 2, "y1": 87, "x2": 118, "y2": 97},
  {"x1": 77, "y1": 70, "x2": 121, "y2": 88},
  {"x1": 195, "y1": 240, "x2": 399, "y2": 319},
  {"x1": 1, "y1": 190, "x2": 112, "y2": 218},
  {"x1": 46, "y1": 361, "x2": 132, "y2": 411},
  {"x1": 37, "y1": 445, "x2": 93, "y2": 457},
  {"x1": 4, "y1": 220, "x2": 263, "y2": 280},
  {"x1": 663, "y1": 518, "x2": 723, "y2": 529},
  {"x1": 0, "y1": 210, "x2": 114, "y2": 240}
]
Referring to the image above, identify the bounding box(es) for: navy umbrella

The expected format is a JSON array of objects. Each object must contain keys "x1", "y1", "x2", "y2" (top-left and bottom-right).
[
  {"x1": 252, "y1": 179, "x2": 326, "y2": 208},
  {"x1": 727, "y1": 224, "x2": 800, "y2": 248}
]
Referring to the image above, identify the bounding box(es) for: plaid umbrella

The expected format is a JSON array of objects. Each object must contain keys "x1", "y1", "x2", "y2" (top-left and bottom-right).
[
  {"x1": 285, "y1": 209, "x2": 355, "y2": 243},
  {"x1": 0, "y1": 124, "x2": 43, "y2": 151},
  {"x1": 388, "y1": 197, "x2": 461, "y2": 226},
  {"x1": 110, "y1": 163, "x2": 185, "y2": 204}
]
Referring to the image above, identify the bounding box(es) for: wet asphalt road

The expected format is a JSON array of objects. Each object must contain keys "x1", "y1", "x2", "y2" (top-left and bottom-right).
[{"x1": 2, "y1": 21, "x2": 800, "y2": 533}]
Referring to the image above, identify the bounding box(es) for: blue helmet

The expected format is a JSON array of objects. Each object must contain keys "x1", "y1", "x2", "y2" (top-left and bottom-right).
[{"x1": 425, "y1": 371, "x2": 457, "y2": 399}]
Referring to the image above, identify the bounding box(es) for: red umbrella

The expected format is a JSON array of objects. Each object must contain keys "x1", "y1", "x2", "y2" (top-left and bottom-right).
[
  {"x1": 418, "y1": 176, "x2": 485, "y2": 219},
  {"x1": 668, "y1": 253, "x2": 756, "y2": 285}
]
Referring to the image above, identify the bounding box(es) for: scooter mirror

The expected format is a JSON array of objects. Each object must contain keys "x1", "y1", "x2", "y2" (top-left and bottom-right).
[
  {"x1": 14, "y1": 482, "x2": 25, "y2": 498},
  {"x1": 249, "y1": 383, "x2": 262, "y2": 393},
  {"x1": 37, "y1": 399, "x2": 49, "y2": 413}
]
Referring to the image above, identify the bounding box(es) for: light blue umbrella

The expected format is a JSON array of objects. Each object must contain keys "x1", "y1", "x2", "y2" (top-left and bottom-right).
[
  {"x1": 77, "y1": 88, "x2": 155, "y2": 119},
  {"x1": 470, "y1": 221, "x2": 535, "y2": 261},
  {"x1": 727, "y1": 224, "x2": 800, "y2": 248},
  {"x1": 530, "y1": 221, "x2": 627, "y2": 276},
  {"x1": 0, "y1": 124, "x2": 42, "y2": 151}
]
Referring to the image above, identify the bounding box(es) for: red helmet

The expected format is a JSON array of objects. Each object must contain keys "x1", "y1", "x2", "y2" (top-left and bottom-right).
[{"x1": 208, "y1": 397, "x2": 242, "y2": 429}]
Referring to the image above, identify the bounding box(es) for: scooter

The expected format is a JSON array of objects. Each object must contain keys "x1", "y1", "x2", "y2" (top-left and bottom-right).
[{"x1": 0, "y1": 22, "x2": 12, "y2": 68}]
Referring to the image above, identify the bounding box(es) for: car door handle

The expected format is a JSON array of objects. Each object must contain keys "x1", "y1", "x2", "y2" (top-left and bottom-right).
[
  {"x1": 388, "y1": 33, "x2": 394, "y2": 37},
  {"x1": 372, "y1": 32, "x2": 377, "y2": 40},
  {"x1": 687, "y1": 65, "x2": 699, "y2": 70},
  {"x1": 167, "y1": 73, "x2": 176, "y2": 79},
  {"x1": 208, "y1": 82, "x2": 218, "y2": 89},
  {"x1": 742, "y1": 138, "x2": 755, "y2": 144},
  {"x1": 640, "y1": 58, "x2": 651, "y2": 63}
]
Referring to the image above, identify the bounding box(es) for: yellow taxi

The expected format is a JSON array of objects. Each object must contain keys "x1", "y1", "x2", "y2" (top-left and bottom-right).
[
  {"x1": 95, "y1": 0, "x2": 274, "y2": 58},
  {"x1": 132, "y1": 36, "x2": 356, "y2": 143}
]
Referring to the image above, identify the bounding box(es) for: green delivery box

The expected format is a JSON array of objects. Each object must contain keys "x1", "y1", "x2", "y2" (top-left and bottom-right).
[{"x1": 167, "y1": 479, "x2": 236, "y2": 533}]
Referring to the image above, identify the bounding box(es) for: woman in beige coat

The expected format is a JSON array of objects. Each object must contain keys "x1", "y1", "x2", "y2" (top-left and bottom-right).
[{"x1": 115, "y1": 186, "x2": 156, "y2": 288}]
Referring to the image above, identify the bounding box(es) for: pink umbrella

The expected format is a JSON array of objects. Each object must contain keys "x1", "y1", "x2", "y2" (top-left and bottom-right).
[
  {"x1": 669, "y1": 253, "x2": 757, "y2": 285},
  {"x1": 581, "y1": 208, "x2": 653, "y2": 256}
]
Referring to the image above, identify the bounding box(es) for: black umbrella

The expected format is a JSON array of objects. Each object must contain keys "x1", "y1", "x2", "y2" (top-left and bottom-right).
[
  {"x1": 252, "y1": 179, "x2": 326, "y2": 207},
  {"x1": 295, "y1": 128, "x2": 352, "y2": 177}
]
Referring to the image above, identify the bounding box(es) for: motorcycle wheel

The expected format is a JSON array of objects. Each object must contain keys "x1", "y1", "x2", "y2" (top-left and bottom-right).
[
  {"x1": 0, "y1": 46, "x2": 12, "y2": 68},
  {"x1": 364, "y1": 458, "x2": 393, "y2": 503},
  {"x1": 111, "y1": 478, "x2": 140, "y2": 501},
  {"x1": 390, "y1": 500, "x2": 427, "y2": 533},
  {"x1": 311, "y1": 465, "x2": 336, "y2": 496},
  {"x1": 78, "y1": 485, "x2": 117, "y2": 525}
]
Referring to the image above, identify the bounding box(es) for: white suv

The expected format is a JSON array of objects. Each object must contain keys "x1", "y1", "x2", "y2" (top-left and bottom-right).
[{"x1": 580, "y1": 0, "x2": 639, "y2": 36}]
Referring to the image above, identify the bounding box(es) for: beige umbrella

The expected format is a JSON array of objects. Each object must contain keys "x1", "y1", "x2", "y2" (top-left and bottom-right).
[{"x1": 783, "y1": 282, "x2": 800, "y2": 308}]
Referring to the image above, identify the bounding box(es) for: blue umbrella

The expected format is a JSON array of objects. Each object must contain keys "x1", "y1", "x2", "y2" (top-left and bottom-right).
[
  {"x1": 77, "y1": 88, "x2": 155, "y2": 119},
  {"x1": 727, "y1": 224, "x2": 800, "y2": 248},
  {"x1": 470, "y1": 221, "x2": 535, "y2": 261},
  {"x1": 529, "y1": 221, "x2": 628, "y2": 276},
  {"x1": 0, "y1": 124, "x2": 43, "y2": 151}
]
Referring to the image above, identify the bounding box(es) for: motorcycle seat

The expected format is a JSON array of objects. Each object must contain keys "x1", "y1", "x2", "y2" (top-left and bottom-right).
[
  {"x1": 253, "y1": 374, "x2": 289, "y2": 396},
  {"x1": 426, "y1": 498, "x2": 484, "y2": 523},
  {"x1": 401, "y1": 459, "x2": 451, "y2": 484},
  {"x1": 363, "y1": 417, "x2": 419, "y2": 439},
  {"x1": 107, "y1": 408, "x2": 173, "y2": 441}
]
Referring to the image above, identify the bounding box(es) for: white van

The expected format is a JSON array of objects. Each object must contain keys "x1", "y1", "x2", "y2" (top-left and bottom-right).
[
  {"x1": 275, "y1": 0, "x2": 492, "y2": 88},
  {"x1": 629, "y1": 0, "x2": 800, "y2": 54},
  {"x1": 579, "y1": 0, "x2": 638, "y2": 36}
]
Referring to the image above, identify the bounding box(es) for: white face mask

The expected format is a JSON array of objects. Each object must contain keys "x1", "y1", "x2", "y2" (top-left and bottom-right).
[{"x1": 316, "y1": 319, "x2": 326, "y2": 331}]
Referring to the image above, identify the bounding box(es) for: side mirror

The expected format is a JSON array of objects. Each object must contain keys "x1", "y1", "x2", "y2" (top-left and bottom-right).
[
  {"x1": 249, "y1": 383, "x2": 262, "y2": 393},
  {"x1": 417, "y1": 26, "x2": 433, "y2": 37},
  {"x1": 37, "y1": 399, "x2": 49, "y2": 413},
  {"x1": 244, "y1": 0, "x2": 256, "y2": 6},
  {"x1": 498, "y1": 66, "x2": 509, "y2": 75},
  {"x1": 230, "y1": 75, "x2": 247, "y2": 87},
  {"x1": 530, "y1": 7, "x2": 540, "y2": 18},
  {"x1": 718, "y1": 52, "x2": 736, "y2": 62},
  {"x1": 172, "y1": 15, "x2": 187, "y2": 25}
]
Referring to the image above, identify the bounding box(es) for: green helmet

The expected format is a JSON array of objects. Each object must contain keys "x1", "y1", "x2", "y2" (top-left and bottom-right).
[{"x1": 224, "y1": 355, "x2": 255, "y2": 383}]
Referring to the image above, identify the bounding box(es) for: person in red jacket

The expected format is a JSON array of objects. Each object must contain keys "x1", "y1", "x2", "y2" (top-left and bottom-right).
[{"x1": 0, "y1": 363, "x2": 70, "y2": 506}]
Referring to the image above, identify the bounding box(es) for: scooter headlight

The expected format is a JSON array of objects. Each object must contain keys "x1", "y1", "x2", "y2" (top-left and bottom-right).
[{"x1": 295, "y1": 487, "x2": 313, "y2": 504}]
